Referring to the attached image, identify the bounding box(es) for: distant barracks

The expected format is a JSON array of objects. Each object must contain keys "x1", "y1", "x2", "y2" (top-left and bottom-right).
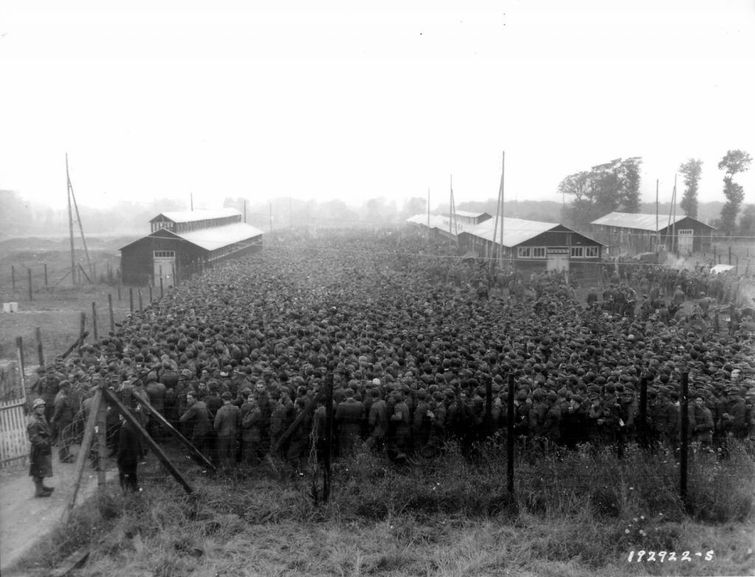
[{"x1": 120, "y1": 209, "x2": 263, "y2": 287}]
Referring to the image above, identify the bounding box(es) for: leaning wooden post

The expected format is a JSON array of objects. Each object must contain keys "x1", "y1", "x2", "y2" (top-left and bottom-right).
[
  {"x1": 43, "y1": 263, "x2": 48, "y2": 289},
  {"x1": 11, "y1": 265, "x2": 16, "y2": 292},
  {"x1": 507, "y1": 372, "x2": 515, "y2": 495},
  {"x1": 27, "y1": 267, "x2": 33, "y2": 301},
  {"x1": 680, "y1": 372, "x2": 689, "y2": 506},
  {"x1": 108, "y1": 294, "x2": 115, "y2": 334},
  {"x1": 117, "y1": 283, "x2": 122, "y2": 301},
  {"x1": 138, "y1": 289, "x2": 143, "y2": 311},
  {"x1": 148, "y1": 285, "x2": 153, "y2": 304},
  {"x1": 96, "y1": 396, "x2": 108, "y2": 486},
  {"x1": 62, "y1": 389, "x2": 103, "y2": 525},
  {"x1": 35, "y1": 327, "x2": 44, "y2": 368},
  {"x1": 91, "y1": 302, "x2": 98, "y2": 341},
  {"x1": 129, "y1": 287, "x2": 134, "y2": 313},
  {"x1": 134, "y1": 395, "x2": 215, "y2": 471},
  {"x1": 160, "y1": 276, "x2": 164, "y2": 299},
  {"x1": 103, "y1": 387, "x2": 194, "y2": 494}
]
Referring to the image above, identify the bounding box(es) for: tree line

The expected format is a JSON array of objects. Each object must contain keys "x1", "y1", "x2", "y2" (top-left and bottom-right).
[{"x1": 559, "y1": 150, "x2": 752, "y2": 237}]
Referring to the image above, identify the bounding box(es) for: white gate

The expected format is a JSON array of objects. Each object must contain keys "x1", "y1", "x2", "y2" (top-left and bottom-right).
[
  {"x1": 153, "y1": 250, "x2": 176, "y2": 289},
  {"x1": 0, "y1": 362, "x2": 28, "y2": 468},
  {"x1": 678, "y1": 229, "x2": 694, "y2": 255},
  {"x1": 546, "y1": 248, "x2": 570, "y2": 273}
]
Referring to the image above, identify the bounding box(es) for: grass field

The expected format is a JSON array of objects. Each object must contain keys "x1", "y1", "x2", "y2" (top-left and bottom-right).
[
  {"x1": 0, "y1": 236, "x2": 140, "y2": 364},
  {"x1": 11, "y1": 441, "x2": 755, "y2": 577}
]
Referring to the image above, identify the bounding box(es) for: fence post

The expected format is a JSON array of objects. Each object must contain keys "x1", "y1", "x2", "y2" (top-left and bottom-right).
[
  {"x1": 728, "y1": 246, "x2": 732, "y2": 265},
  {"x1": 713, "y1": 246, "x2": 717, "y2": 264},
  {"x1": 44, "y1": 263, "x2": 48, "y2": 289},
  {"x1": 148, "y1": 285, "x2": 153, "y2": 304},
  {"x1": 91, "y1": 301, "x2": 98, "y2": 341},
  {"x1": 680, "y1": 372, "x2": 689, "y2": 507},
  {"x1": 160, "y1": 276, "x2": 164, "y2": 299},
  {"x1": 27, "y1": 267, "x2": 33, "y2": 301},
  {"x1": 323, "y1": 374, "x2": 334, "y2": 504},
  {"x1": 485, "y1": 376, "x2": 492, "y2": 432},
  {"x1": 638, "y1": 374, "x2": 648, "y2": 448},
  {"x1": 11, "y1": 265, "x2": 16, "y2": 292},
  {"x1": 507, "y1": 372, "x2": 515, "y2": 496},
  {"x1": 96, "y1": 398, "x2": 107, "y2": 486},
  {"x1": 62, "y1": 390, "x2": 102, "y2": 525},
  {"x1": 15, "y1": 336, "x2": 26, "y2": 385},
  {"x1": 35, "y1": 327, "x2": 44, "y2": 367},
  {"x1": 80, "y1": 312, "x2": 86, "y2": 343},
  {"x1": 108, "y1": 293, "x2": 115, "y2": 334},
  {"x1": 138, "y1": 289, "x2": 143, "y2": 311},
  {"x1": 129, "y1": 287, "x2": 134, "y2": 313},
  {"x1": 117, "y1": 283, "x2": 122, "y2": 301},
  {"x1": 16, "y1": 338, "x2": 27, "y2": 402}
]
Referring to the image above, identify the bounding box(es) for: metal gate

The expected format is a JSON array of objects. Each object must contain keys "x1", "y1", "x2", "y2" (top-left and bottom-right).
[{"x1": 0, "y1": 362, "x2": 28, "y2": 468}]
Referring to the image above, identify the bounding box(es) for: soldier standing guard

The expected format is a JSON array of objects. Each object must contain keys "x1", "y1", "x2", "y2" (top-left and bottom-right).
[{"x1": 28, "y1": 398, "x2": 55, "y2": 497}]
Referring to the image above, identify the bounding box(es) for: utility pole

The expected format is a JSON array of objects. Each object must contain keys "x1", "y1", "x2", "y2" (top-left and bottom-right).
[
  {"x1": 671, "y1": 174, "x2": 678, "y2": 256},
  {"x1": 499, "y1": 151, "x2": 505, "y2": 267},
  {"x1": 490, "y1": 151, "x2": 506, "y2": 271},
  {"x1": 655, "y1": 179, "x2": 660, "y2": 249},
  {"x1": 66, "y1": 155, "x2": 93, "y2": 280},
  {"x1": 66, "y1": 154, "x2": 76, "y2": 286},
  {"x1": 449, "y1": 175, "x2": 458, "y2": 238}
]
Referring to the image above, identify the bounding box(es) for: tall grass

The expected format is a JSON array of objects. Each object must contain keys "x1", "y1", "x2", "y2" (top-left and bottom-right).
[{"x1": 9, "y1": 440, "x2": 755, "y2": 577}]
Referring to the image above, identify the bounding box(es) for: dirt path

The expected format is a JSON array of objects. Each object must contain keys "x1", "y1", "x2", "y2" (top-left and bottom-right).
[{"x1": 0, "y1": 450, "x2": 117, "y2": 574}]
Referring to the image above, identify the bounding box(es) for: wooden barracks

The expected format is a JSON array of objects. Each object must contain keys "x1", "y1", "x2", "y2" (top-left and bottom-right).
[{"x1": 120, "y1": 209, "x2": 263, "y2": 286}]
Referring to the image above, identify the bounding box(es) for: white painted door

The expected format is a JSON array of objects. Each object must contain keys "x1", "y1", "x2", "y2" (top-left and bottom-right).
[{"x1": 153, "y1": 251, "x2": 176, "y2": 288}]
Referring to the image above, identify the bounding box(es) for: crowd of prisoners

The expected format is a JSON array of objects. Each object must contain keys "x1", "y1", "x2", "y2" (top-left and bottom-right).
[{"x1": 34, "y1": 229, "x2": 755, "y2": 473}]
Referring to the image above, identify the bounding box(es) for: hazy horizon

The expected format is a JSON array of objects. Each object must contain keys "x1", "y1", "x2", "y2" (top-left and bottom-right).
[{"x1": 2, "y1": 1, "x2": 754, "y2": 212}]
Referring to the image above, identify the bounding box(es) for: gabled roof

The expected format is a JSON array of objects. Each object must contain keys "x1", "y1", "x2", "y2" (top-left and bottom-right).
[
  {"x1": 150, "y1": 208, "x2": 242, "y2": 224},
  {"x1": 176, "y1": 222, "x2": 263, "y2": 251},
  {"x1": 406, "y1": 213, "x2": 474, "y2": 235},
  {"x1": 590, "y1": 211, "x2": 714, "y2": 232},
  {"x1": 120, "y1": 222, "x2": 263, "y2": 252},
  {"x1": 466, "y1": 217, "x2": 561, "y2": 247},
  {"x1": 454, "y1": 210, "x2": 492, "y2": 220}
]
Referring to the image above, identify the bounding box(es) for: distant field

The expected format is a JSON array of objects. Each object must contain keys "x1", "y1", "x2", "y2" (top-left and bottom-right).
[{"x1": 0, "y1": 236, "x2": 140, "y2": 364}]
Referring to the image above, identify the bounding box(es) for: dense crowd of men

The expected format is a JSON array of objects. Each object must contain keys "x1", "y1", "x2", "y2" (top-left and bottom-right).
[{"x1": 30, "y1": 229, "x2": 755, "y2": 483}]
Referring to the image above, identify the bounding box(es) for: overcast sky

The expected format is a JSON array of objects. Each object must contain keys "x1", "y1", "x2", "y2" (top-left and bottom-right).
[{"x1": 1, "y1": 0, "x2": 754, "y2": 212}]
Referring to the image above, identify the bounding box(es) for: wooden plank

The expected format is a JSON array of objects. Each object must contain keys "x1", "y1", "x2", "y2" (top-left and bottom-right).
[
  {"x1": 103, "y1": 387, "x2": 194, "y2": 494},
  {"x1": 62, "y1": 390, "x2": 102, "y2": 525},
  {"x1": 133, "y1": 395, "x2": 215, "y2": 472}
]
